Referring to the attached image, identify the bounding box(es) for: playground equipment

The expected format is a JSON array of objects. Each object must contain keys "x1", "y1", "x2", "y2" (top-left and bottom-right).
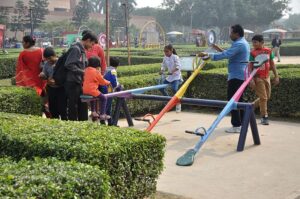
[
  {"x1": 145, "y1": 55, "x2": 208, "y2": 132},
  {"x1": 176, "y1": 54, "x2": 269, "y2": 166},
  {"x1": 80, "y1": 84, "x2": 168, "y2": 124},
  {"x1": 131, "y1": 94, "x2": 260, "y2": 151},
  {"x1": 139, "y1": 20, "x2": 165, "y2": 48}
]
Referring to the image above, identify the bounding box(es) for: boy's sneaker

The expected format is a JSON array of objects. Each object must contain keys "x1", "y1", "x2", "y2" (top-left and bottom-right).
[
  {"x1": 261, "y1": 116, "x2": 269, "y2": 125},
  {"x1": 99, "y1": 114, "x2": 111, "y2": 120},
  {"x1": 176, "y1": 103, "x2": 181, "y2": 113},
  {"x1": 225, "y1": 126, "x2": 241, "y2": 133}
]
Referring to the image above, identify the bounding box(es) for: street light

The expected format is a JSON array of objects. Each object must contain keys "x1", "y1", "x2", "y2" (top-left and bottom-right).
[
  {"x1": 189, "y1": 3, "x2": 194, "y2": 43},
  {"x1": 122, "y1": 0, "x2": 131, "y2": 65},
  {"x1": 29, "y1": 8, "x2": 34, "y2": 37}
]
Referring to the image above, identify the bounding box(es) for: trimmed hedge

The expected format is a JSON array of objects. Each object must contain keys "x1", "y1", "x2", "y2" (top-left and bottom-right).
[
  {"x1": 189, "y1": 67, "x2": 300, "y2": 117},
  {"x1": 117, "y1": 61, "x2": 227, "y2": 78},
  {"x1": 0, "y1": 56, "x2": 162, "y2": 80},
  {"x1": 0, "y1": 113, "x2": 166, "y2": 199},
  {"x1": 0, "y1": 157, "x2": 110, "y2": 198},
  {"x1": 118, "y1": 63, "x2": 161, "y2": 77},
  {"x1": 119, "y1": 73, "x2": 166, "y2": 116},
  {"x1": 118, "y1": 56, "x2": 162, "y2": 66},
  {"x1": 0, "y1": 86, "x2": 41, "y2": 115},
  {"x1": 280, "y1": 46, "x2": 300, "y2": 56},
  {"x1": 0, "y1": 57, "x2": 16, "y2": 79}
]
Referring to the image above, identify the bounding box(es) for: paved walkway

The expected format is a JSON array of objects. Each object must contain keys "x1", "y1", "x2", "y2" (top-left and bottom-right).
[
  {"x1": 119, "y1": 111, "x2": 300, "y2": 199},
  {"x1": 277, "y1": 56, "x2": 300, "y2": 65}
]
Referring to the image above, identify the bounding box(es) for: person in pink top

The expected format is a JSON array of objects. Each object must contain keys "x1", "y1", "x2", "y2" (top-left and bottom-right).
[{"x1": 82, "y1": 30, "x2": 107, "y2": 75}]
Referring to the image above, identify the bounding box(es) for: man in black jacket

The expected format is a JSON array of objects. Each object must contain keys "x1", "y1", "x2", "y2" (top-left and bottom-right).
[
  {"x1": 272, "y1": 35, "x2": 282, "y2": 62},
  {"x1": 64, "y1": 32, "x2": 98, "y2": 121}
]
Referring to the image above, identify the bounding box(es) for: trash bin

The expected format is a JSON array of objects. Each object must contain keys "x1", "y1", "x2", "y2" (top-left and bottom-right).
[{"x1": 15, "y1": 43, "x2": 22, "y2": 48}]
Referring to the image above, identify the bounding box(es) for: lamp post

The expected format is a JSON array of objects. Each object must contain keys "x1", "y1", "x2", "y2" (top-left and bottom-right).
[
  {"x1": 105, "y1": 0, "x2": 110, "y2": 66},
  {"x1": 122, "y1": 0, "x2": 131, "y2": 65},
  {"x1": 189, "y1": 3, "x2": 194, "y2": 43},
  {"x1": 29, "y1": 8, "x2": 34, "y2": 37}
]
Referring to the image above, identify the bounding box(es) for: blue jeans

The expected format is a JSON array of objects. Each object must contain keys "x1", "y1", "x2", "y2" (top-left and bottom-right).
[{"x1": 160, "y1": 79, "x2": 181, "y2": 96}]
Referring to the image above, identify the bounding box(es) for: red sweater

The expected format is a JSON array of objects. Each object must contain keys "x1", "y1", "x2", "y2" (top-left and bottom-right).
[
  {"x1": 250, "y1": 47, "x2": 274, "y2": 78},
  {"x1": 85, "y1": 44, "x2": 107, "y2": 75}
]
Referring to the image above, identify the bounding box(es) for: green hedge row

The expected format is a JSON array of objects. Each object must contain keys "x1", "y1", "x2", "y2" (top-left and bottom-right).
[
  {"x1": 0, "y1": 56, "x2": 163, "y2": 80},
  {"x1": 0, "y1": 57, "x2": 16, "y2": 79},
  {"x1": 0, "y1": 157, "x2": 110, "y2": 198},
  {"x1": 119, "y1": 73, "x2": 166, "y2": 116},
  {"x1": 118, "y1": 56, "x2": 162, "y2": 66},
  {"x1": 189, "y1": 67, "x2": 300, "y2": 117},
  {"x1": 1, "y1": 63, "x2": 299, "y2": 117},
  {"x1": 118, "y1": 63, "x2": 161, "y2": 77},
  {"x1": 0, "y1": 86, "x2": 41, "y2": 115},
  {"x1": 280, "y1": 46, "x2": 300, "y2": 56},
  {"x1": 117, "y1": 61, "x2": 227, "y2": 78},
  {"x1": 0, "y1": 113, "x2": 166, "y2": 199}
]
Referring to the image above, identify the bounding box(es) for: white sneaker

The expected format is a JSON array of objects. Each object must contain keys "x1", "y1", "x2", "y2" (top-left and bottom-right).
[
  {"x1": 225, "y1": 126, "x2": 241, "y2": 133},
  {"x1": 176, "y1": 103, "x2": 181, "y2": 113}
]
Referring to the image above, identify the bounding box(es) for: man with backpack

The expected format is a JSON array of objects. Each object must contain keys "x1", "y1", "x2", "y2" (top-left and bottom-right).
[{"x1": 62, "y1": 32, "x2": 98, "y2": 121}]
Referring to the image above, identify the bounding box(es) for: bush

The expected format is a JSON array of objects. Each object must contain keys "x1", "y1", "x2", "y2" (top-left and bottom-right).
[
  {"x1": 119, "y1": 73, "x2": 167, "y2": 116},
  {"x1": 0, "y1": 86, "x2": 41, "y2": 115},
  {"x1": 0, "y1": 57, "x2": 16, "y2": 79},
  {"x1": 118, "y1": 63, "x2": 161, "y2": 77},
  {"x1": 280, "y1": 46, "x2": 300, "y2": 56},
  {"x1": 0, "y1": 157, "x2": 110, "y2": 198},
  {"x1": 0, "y1": 56, "x2": 162, "y2": 80},
  {"x1": 118, "y1": 56, "x2": 162, "y2": 66},
  {"x1": 188, "y1": 67, "x2": 300, "y2": 117},
  {"x1": 117, "y1": 60, "x2": 227, "y2": 78},
  {"x1": 0, "y1": 113, "x2": 166, "y2": 199}
]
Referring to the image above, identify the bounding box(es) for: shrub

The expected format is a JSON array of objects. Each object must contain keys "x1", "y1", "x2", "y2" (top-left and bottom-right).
[
  {"x1": 117, "y1": 61, "x2": 227, "y2": 78},
  {"x1": 119, "y1": 73, "x2": 174, "y2": 116},
  {"x1": 279, "y1": 46, "x2": 300, "y2": 56},
  {"x1": 0, "y1": 157, "x2": 110, "y2": 198},
  {"x1": 0, "y1": 57, "x2": 16, "y2": 79},
  {"x1": 118, "y1": 63, "x2": 161, "y2": 77},
  {"x1": 0, "y1": 113, "x2": 166, "y2": 199},
  {"x1": 189, "y1": 67, "x2": 300, "y2": 117},
  {"x1": 0, "y1": 86, "x2": 41, "y2": 115},
  {"x1": 118, "y1": 56, "x2": 162, "y2": 66}
]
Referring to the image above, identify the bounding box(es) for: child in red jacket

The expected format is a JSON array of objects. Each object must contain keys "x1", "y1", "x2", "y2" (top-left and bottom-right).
[
  {"x1": 249, "y1": 35, "x2": 279, "y2": 125},
  {"x1": 83, "y1": 56, "x2": 111, "y2": 120}
]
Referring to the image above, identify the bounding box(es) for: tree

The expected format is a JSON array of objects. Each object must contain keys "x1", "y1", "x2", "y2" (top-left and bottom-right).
[
  {"x1": 40, "y1": 20, "x2": 76, "y2": 37},
  {"x1": 0, "y1": 6, "x2": 10, "y2": 26},
  {"x1": 283, "y1": 14, "x2": 300, "y2": 30},
  {"x1": 26, "y1": 0, "x2": 49, "y2": 32},
  {"x1": 10, "y1": 0, "x2": 26, "y2": 38},
  {"x1": 72, "y1": 0, "x2": 92, "y2": 28},
  {"x1": 85, "y1": 19, "x2": 105, "y2": 35},
  {"x1": 89, "y1": 0, "x2": 105, "y2": 13}
]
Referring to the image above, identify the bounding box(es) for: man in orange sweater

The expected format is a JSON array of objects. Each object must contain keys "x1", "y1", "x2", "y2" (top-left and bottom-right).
[{"x1": 83, "y1": 56, "x2": 111, "y2": 120}]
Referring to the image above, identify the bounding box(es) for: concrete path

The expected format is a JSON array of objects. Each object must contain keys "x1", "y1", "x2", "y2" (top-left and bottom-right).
[
  {"x1": 119, "y1": 111, "x2": 300, "y2": 199},
  {"x1": 277, "y1": 56, "x2": 300, "y2": 65}
]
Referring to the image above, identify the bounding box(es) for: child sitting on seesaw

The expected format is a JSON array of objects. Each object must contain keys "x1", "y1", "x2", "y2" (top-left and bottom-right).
[
  {"x1": 83, "y1": 56, "x2": 111, "y2": 120},
  {"x1": 159, "y1": 44, "x2": 183, "y2": 112}
]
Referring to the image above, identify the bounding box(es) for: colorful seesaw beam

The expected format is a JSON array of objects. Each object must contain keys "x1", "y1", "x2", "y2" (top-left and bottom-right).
[
  {"x1": 146, "y1": 58, "x2": 208, "y2": 132},
  {"x1": 176, "y1": 54, "x2": 269, "y2": 166}
]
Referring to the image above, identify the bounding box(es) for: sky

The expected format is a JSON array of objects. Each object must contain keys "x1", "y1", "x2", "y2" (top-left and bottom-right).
[{"x1": 135, "y1": 0, "x2": 300, "y2": 14}]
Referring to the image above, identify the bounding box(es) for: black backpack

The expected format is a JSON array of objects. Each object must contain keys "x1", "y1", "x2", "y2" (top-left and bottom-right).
[{"x1": 52, "y1": 49, "x2": 71, "y2": 86}]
